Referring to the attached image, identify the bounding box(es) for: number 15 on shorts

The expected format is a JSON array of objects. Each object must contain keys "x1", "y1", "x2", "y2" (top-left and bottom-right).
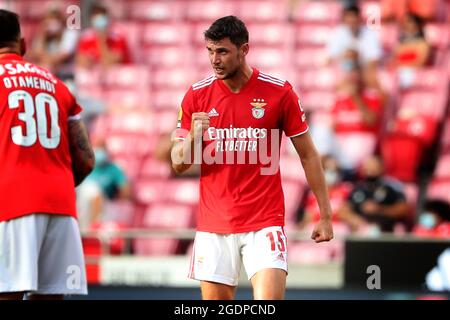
[{"x1": 266, "y1": 230, "x2": 286, "y2": 252}]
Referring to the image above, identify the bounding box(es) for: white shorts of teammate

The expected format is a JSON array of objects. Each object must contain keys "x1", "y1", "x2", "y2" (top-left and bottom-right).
[
  {"x1": 0, "y1": 214, "x2": 87, "y2": 295},
  {"x1": 188, "y1": 226, "x2": 288, "y2": 286}
]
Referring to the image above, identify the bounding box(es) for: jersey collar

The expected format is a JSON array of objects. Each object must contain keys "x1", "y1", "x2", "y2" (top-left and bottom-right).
[{"x1": 0, "y1": 53, "x2": 24, "y2": 61}]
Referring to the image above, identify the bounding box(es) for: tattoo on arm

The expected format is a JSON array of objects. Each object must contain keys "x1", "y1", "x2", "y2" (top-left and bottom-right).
[{"x1": 68, "y1": 120, "x2": 95, "y2": 186}]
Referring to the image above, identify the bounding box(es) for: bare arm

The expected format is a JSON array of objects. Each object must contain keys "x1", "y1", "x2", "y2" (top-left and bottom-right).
[
  {"x1": 68, "y1": 120, "x2": 95, "y2": 186},
  {"x1": 171, "y1": 112, "x2": 209, "y2": 174},
  {"x1": 291, "y1": 132, "x2": 333, "y2": 242}
]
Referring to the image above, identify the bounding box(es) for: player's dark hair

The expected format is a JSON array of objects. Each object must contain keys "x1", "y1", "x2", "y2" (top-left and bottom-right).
[
  {"x1": 0, "y1": 9, "x2": 21, "y2": 48},
  {"x1": 204, "y1": 16, "x2": 249, "y2": 48},
  {"x1": 343, "y1": 4, "x2": 361, "y2": 16}
]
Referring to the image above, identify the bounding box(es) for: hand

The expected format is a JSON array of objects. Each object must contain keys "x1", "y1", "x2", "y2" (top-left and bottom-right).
[
  {"x1": 311, "y1": 218, "x2": 334, "y2": 243},
  {"x1": 361, "y1": 200, "x2": 379, "y2": 215},
  {"x1": 190, "y1": 112, "x2": 210, "y2": 139}
]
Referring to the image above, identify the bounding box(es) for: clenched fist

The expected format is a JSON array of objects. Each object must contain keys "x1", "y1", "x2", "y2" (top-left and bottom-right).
[{"x1": 190, "y1": 112, "x2": 210, "y2": 138}]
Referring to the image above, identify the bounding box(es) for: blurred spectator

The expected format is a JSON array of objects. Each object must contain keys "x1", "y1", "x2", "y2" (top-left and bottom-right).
[
  {"x1": 331, "y1": 53, "x2": 384, "y2": 171},
  {"x1": 381, "y1": 0, "x2": 438, "y2": 21},
  {"x1": 76, "y1": 2, "x2": 130, "y2": 68},
  {"x1": 389, "y1": 13, "x2": 430, "y2": 88},
  {"x1": 413, "y1": 199, "x2": 450, "y2": 238},
  {"x1": 27, "y1": 7, "x2": 79, "y2": 79},
  {"x1": 298, "y1": 155, "x2": 352, "y2": 234},
  {"x1": 327, "y1": 4, "x2": 382, "y2": 69},
  {"x1": 77, "y1": 141, "x2": 131, "y2": 230},
  {"x1": 338, "y1": 156, "x2": 411, "y2": 233}
]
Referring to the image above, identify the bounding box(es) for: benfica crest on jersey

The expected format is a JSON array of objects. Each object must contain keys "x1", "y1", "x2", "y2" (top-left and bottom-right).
[{"x1": 250, "y1": 99, "x2": 267, "y2": 119}]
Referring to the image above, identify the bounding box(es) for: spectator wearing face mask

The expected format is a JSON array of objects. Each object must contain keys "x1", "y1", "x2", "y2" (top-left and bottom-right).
[
  {"x1": 28, "y1": 6, "x2": 79, "y2": 79},
  {"x1": 338, "y1": 156, "x2": 411, "y2": 233},
  {"x1": 298, "y1": 155, "x2": 352, "y2": 233},
  {"x1": 76, "y1": 142, "x2": 130, "y2": 230},
  {"x1": 76, "y1": 2, "x2": 130, "y2": 68},
  {"x1": 331, "y1": 53, "x2": 384, "y2": 172},
  {"x1": 327, "y1": 5, "x2": 382, "y2": 70},
  {"x1": 413, "y1": 200, "x2": 450, "y2": 238}
]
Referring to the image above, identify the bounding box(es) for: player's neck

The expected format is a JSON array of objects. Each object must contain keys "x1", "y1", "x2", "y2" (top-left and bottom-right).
[
  {"x1": 222, "y1": 64, "x2": 253, "y2": 93},
  {"x1": 0, "y1": 47, "x2": 21, "y2": 57}
]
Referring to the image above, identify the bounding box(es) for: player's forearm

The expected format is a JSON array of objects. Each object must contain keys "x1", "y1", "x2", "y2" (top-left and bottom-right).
[
  {"x1": 68, "y1": 120, "x2": 95, "y2": 186},
  {"x1": 300, "y1": 153, "x2": 332, "y2": 220},
  {"x1": 171, "y1": 134, "x2": 197, "y2": 174}
]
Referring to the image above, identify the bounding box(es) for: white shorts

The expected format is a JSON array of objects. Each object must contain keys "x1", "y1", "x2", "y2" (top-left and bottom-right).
[
  {"x1": 0, "y1": 214, "x2": 87, "y2": 295},
  {"x1": 188, "y1": 226, "x2": 288, "y2": 286}
]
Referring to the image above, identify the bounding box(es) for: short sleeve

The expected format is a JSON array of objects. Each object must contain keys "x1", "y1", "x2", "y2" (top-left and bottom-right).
[
  {"x1": 174, "y1": 87, "x2": 194, "y2": 140},
  {"x1": 65, "y1": 85, "x2": 83, "y2": 121},
  {"x1": 281, "y1": 84, "x2": 309, "y2": 137}
]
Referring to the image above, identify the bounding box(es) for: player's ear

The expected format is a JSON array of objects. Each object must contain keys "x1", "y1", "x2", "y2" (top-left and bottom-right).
[
  {"x1": 19, "y1": 38, "x2": 27, "y2": 56},
  {"x1": 240, "y1": 43, "x2": 249, "y2": 56}
]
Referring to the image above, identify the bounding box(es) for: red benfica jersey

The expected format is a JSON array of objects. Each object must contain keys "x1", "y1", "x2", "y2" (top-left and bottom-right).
[
  {"x1": 0, "y1": 54, "x2": 81, "y2": 222},
  {"x1": 176, "y1": 68, "x2": 308, "y2": 233}
]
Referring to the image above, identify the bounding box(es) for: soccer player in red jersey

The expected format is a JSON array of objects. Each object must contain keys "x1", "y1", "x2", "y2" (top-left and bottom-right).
[
  {"x1": 171, "y1": 16, "x2": 333, "y2": 300},
  {"x1": 0, "y1": 10, "x2": 94, "y2": 300}
]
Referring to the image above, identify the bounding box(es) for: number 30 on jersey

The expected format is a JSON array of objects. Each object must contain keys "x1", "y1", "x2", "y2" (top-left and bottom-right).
[{"x1": 8, "y1": 90, "x2": 60, "y2": 149}]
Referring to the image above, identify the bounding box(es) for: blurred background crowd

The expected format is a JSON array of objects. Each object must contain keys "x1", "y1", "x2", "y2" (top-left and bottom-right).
[{"x1": 1, "y1": 0, "x2": 449, "y2": 283}]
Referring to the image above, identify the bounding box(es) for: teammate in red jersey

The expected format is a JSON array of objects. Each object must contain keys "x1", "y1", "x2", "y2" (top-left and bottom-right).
[
  {"x1": 171, "y1": 16, "x2": 333, "y2": 300},
  {"x1": 0, "y1": 10, "x2": 94, "y2": 300}
]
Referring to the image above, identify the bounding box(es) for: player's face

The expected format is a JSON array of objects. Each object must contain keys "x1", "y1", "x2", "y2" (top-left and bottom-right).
[{"x1": 206, "y1": 38, "x2": 248, "y2": 80}]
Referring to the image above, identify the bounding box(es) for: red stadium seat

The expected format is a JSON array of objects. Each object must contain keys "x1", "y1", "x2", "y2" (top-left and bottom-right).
[
  {"x1": 164, "y1": 180, "x2": 200, "y2": 206},
  {"x1": 104, "y1": 89, "x2": 151, "y2": 109},
  {"x1": 404, "y1": 68, "x2": 448, "y2": 90},
  {"x1": 133, "y1": 203, "x2": 193, "y2": 256},
  {"x1": 143, "y1": 46, "x2": 192, "y2": 67},
  {"x1": 289, "y1": 241, "x2": 337, "y2": 264},
  {"x1": 392, "y1": 112, "x2": 438, "y2": 147},
  {"x1": 129, "y1": 0, "x2": 183, "y2": 21},
  {"x1": 295, "y1": 68, "x2": 338, "y2": 90},
  {"x1": 378, "y1": 23, "x2": 399, "y2": 50},
  {"x1": 106, "y1": 134, "x2": 155, "y2": 158},
  {"x1": 439, "y1": 118, "x2": 450, "y2": 152},
  {"x1": 293, "y1": 47, "x2": 328, "y2": 69},
  {"x1": 134, "y1": 180, "x2": 168, "y2": 205},
  {"x1": 154, "y1": 110, "x2": 179, "y2": 133},
  {"x1": 381, "y1": 135, "x2": 423, "y2": 182},
  {"x1": 98, "y1": 0, "x2": 127, "y2": 20},
  {"x1": 247, "y1": 23, "x2": 293, "y2": 45},
  {"x1": 152, "y1": 67, "x2": 197, "y2": 89},
  {"x1": 15, "y1": 0, "x2": 79, "y2": 20},
  {"x1": 238, "y1": 0, "x2": 288, "y2": 22},
  {"x1": 110, "y1": 155, "x2": 143, "y2": 181},
  {"x1": 104, "y1": 65, "x2": 150, "y2": 89},
  {"x1": 248, "y1": 47, "x2": 290, "y2": 69},
  {"x1": 293, "y1": 1, "x2": 342, "y2": 23},
  {"x1": 140, "y1": 157, "x2": 172, "y2": 179},
  {"x1": 152, "y1": 89, "x2": 186, "y2": 110},
  {"x1": 106, "y1": 112, "x2": 155, "y2": 135},
  {"x1": 282, "y1": 180, "x2": 306, "y2": 227},
  {"x1": 427, "y1": 180, "x2": 450, "y2": 203},
  {"x1": 295, "y1": 25, "x2": 334, "y2": 46},
  {"x1": 399, "y1": 91, "x2": 447, "y2": 119},
  {"x1": 299, "y1": 90, "x2": 335, "y2": 112},
  {"x1": 185, "y1": 1, "x2": 236, "y2": 22},
  {"x1": 433, "y1": 154, "x2": 450, "y2": 180},
  {"x1": 425, "y1": 24, "x2": 450, "y2": 49},
  {"x1": 280, "y1": 156, "x2": 307, "y2": 183},
  {"x1": 143, "y1": 23, "x2": 190, "y2": 46}
]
